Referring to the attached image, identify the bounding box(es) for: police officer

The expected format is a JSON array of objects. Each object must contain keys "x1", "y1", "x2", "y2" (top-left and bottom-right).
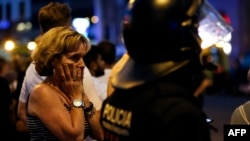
[{"x1": 100, "y1": 0, "x2": 231, "y2": 140}]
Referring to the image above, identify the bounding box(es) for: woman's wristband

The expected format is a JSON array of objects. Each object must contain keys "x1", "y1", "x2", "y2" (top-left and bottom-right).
[{"x1": 83, "y1": 102, "x2": 96, "y2": 118}]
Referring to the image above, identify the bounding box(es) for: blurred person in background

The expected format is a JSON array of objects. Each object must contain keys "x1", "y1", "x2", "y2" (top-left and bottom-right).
[
  {"x1": 97, "y1": 40, "x2": 116, "y2": 70},
  {"x1": 27, "y1": 26, "x2": 103, "y2": 140},
  {"x1": 0, "y1": 57, "x2": 16, "y2": 140},
  {"x1": 95, "y1": 40, "x2": 117, "y2": 100},
  {"x1": 230, "y1": 68, "x2": 250, "y2": 124},
  {"x1": 100, "y1": 0, "x2": 231, "y2": 140},
  {"x1": 11, "y1": 53, "x2": 31, "y2": 101},
  {"x1": 9, "y1": 53, "x2": 31, "y2": 140},
  {"x1": 17, "y1": 2, "x2": 103, "y2": 140},
  {"x1": 193, "y1": 54, "x2": 216, "y2": 108},
  {"x1": 231, "y1": 100, "x2": 250, "y2": 125},
  {"x1": 84, "y1": 45, "x2": 107, "y2": 101},
  {"x1": 97, "y1": 41, "x2": 116, "y2": 78}
]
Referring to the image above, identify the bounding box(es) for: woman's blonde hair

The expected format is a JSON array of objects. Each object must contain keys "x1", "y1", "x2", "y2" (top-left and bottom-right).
[{"x1": 32, "y1": 26, "x2": 91, "y2": 76}]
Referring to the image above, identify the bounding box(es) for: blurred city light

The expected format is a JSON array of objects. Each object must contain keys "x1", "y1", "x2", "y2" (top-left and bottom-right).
[
  {"x1": 91, "y1": 16, "x2": 99, "y2": 24},
  {"x1": 16, "y1": 22, "x2": 26, "y2": 31},
  {"x1": 222, "y1": 33, "x2": 232, "y2": 42},
  {"x1": 25, "y1": 22, "x2": 32, "y2": 30},
  {"x1": 214, "y1": 31, "x2": 232, "y2": 55},
  {"x1": 154, "y1": 0, "x2": 170, "y2": 7},
  {"x1": 72, "y1": 18, "x2": 90, "y2": 37},
  {"x1": 16, "y1": 22, "x2": 33, "y2": 32},
  {"x1": 215, "y1": 41, "x2": 225, "y2": 48},
  {"x1": 198, "y1": 0, "x2": 233, "y2": 49},
  {"x1": 0, "y1": 20, "x2": 10, "y2": 29},
  {"x1": 4, "y1": 40, "x2": 15, "y2": 51},
  {"x1": 27, "y1": 41, "x2": 37, "y2": 51},
  {"x1": 215, "y1": 40, "x2": 232, "y2": 55},
  {"x1": 222, "y1": 42, "x2": 232, "y2": 55}
]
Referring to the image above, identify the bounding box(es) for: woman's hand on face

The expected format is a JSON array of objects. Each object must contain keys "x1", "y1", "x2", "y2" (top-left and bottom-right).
[{"x1": 58, "y1": 63, "x2": 84, "y2": 98}]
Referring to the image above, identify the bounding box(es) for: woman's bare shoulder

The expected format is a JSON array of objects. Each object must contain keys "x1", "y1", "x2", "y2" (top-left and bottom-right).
[{"x1": 30, "y1": 83, "x2": 54, "y2": 100}]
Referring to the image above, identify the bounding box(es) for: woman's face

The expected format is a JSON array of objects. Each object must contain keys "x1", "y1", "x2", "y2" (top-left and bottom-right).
[{"x1": 56, "y1": 42, "x2": 86, "y2": 68}]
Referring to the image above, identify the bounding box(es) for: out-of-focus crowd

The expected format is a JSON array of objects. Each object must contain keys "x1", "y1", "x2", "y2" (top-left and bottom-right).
[{"x1": 0, "y1": 53, "x2": 31, "y2": 140}]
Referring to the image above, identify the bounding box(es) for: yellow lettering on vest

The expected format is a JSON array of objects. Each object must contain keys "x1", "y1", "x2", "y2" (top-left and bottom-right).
[{"x1": 102, "y1": 104, "x2": 132, "y2": 128}]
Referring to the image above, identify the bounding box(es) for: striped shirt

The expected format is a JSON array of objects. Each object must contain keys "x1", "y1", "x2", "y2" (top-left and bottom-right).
[{"x1": 27, "y1": 104, "x2": 91, "y2": 140}]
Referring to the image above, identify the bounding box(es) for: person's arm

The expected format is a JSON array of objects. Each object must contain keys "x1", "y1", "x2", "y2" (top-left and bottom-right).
[
  {"x1": 16, "y1": 101, "x2": 29, "y2": 132},
  {"x1": 17, "y1": 68, "x2": 30, "y2": 132},
  {"x1": 17, "y1": 63, "x2": 45, "y2": 132},
  {"x1": 28, "y1": 84, "x2": 85, "y2": 141},
  {"x1": 82, "y1": 94, "x2": 104, "y2": 141},
  {"x1": 17, "y1": 74, "x2": 30, "y2": 122},
  {"x1": 28, "y1": 64, "x2": 86, "y2": 141},
  {"x1": 83, "y1": 67, "x2": 104, "y2": 140},
  {"x1": 193, "y1": 78, "x2": 212, "y2": 97},
  {"x1": 193, "y1": 70, "x2": 213, "y2": 97}
]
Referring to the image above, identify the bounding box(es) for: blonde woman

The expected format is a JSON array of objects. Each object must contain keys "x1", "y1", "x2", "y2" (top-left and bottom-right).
[{"x1": 27, "y1": 27, "x2": 103, "y2": 141}]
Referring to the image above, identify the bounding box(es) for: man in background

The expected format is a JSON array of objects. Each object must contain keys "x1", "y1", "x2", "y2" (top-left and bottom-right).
[{"x1": 84, "y1": 45, "x2": 107, "y2": 101}]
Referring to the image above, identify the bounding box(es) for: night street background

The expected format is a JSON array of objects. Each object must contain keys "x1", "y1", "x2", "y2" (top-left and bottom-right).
[{"x1": 204, "y1": 93, "x2": 250, "y2": 141}]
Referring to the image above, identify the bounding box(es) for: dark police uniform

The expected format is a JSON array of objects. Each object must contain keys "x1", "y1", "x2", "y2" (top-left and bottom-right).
[{"x1": 101, "y1": 73, "x2": 211, "y2": 141}]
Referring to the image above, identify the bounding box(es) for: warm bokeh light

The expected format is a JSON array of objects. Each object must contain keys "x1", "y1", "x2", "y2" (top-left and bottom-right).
[
  {"x1": 16, "y1": 22, "x2": 26, "y2": 31},
  {"x1": 214, "y1": 40, "x2": 232, "y2": 55},
  {"x1": 128, "y1": 0, "x2": 135, "y2": 9},
  {"x1": 26, "y1": 22, "x2": 32, "y2": 30},
  {"x1": 16, "y1": 21, "x2": 33, "y2": 31},
  {"x1": 154, "y1": 0, "x2": 170, "y2": 7},
  {"x1": 222, "y1": 42, "x2": 232, "y2": 55},
  {"x1": 27, "y1": 41, "x2": 37, "y2": 51},
  {"x1": 91, "y1": 16, "x2": 99, "y2": 24},
  {"x1": 4, "y1": 40, "x2": 15, "y2": 51},
  {"x1": 200, "y1": 32, "x2": 218, "y2": 49},
  {"x1": 215, "y1": 40, "x2": 225, "y2": 48}
]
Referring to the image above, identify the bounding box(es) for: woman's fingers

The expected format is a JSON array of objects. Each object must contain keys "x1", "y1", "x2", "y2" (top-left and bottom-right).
[
  {"x1": 58, "y1": 64, "x2": 83, "y2": 82},
  {"x1": 78, "y1": 67, "x2": 84, "y2": 81},
  {"x1": 58, "y1": 65, "x2": 66, "y2": 81},
  {"x1": 72, "y1": 64, "x2": 77, "y2": 81},
  {"x1": 62, "y1": 64, "x2": 72, "y2": 81}
]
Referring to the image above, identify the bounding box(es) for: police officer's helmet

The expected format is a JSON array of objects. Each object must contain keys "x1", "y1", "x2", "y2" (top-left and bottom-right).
[{"x1": 122, "y1": 0, "x2": 204, "y2": 64}]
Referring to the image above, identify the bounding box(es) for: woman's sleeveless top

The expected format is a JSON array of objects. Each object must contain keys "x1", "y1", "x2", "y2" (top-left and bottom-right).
[{"x1": 27, "y1": 103, "x2": 91, "y2": 140}]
